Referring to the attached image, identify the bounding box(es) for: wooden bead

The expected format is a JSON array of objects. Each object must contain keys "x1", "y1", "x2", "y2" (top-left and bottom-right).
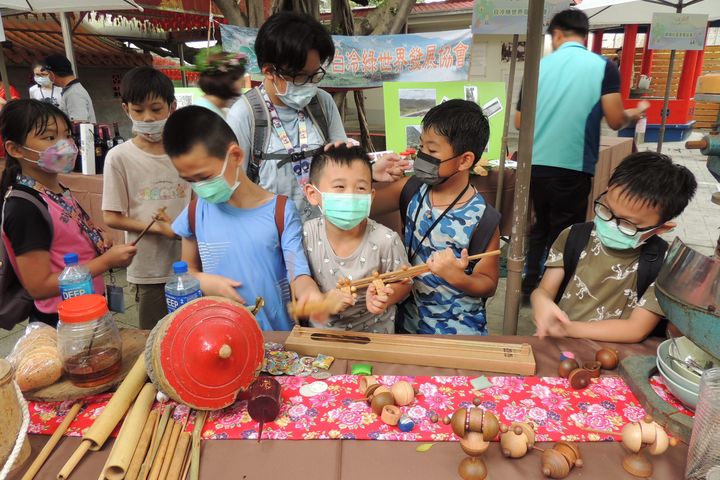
[
  {"x1": 390, "y1": 381, "x2": 415, "y2": 407},
  {"x1": 583, "y1": 361, "x2": 601, "y2": 378},
  {"x1": 568, "y1": 368, "x2": 592, "y2": 390},
  {"x1": 430, "y1": 413, "x2": 439, "y2": 423},
  {"x1": 371, "y1": 391, "x2": 395, "y2": 416},
  {"x1": 542, "y1": 449, "x2": 571, "y2": 479},
  {"x1": 458, "y1": 457, "x2": 488, "y2": 480},
  {"x1": 473, "y1": 397, "x2": 482, "y2": 407},
  {"x1": 558, "y1": 358, "x2": 580, "y2": 378},
  {"x1": 442, "y1": 415, "x2": 451, "y2": 425},
  {"x1": 380, "y1": 405, "x2": 401, "y2": 426},
  {"x1": 460, "y1": 431, "x2": 490, "y2": 457},
  {"x1": 595, "y1": 348, "x2": 619, "y2": 370},
  {"x1": 621, "y1": 423, "x2": 643, "y2": 453}
]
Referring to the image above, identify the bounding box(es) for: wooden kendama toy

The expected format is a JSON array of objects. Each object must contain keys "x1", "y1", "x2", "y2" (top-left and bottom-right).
[
  {"x1": 432, "y1": 398, "x2": 501, "y2": 480},
  {"x1": 557, "y1": 348, "x2": 618, "y2": 390},
  {"x1": 499, "y1": 422, "x2": 536, "y2": 458},
  {"x1": 540, "y1": 441, "x2": 583, "y2": 479},
  {"x1": 620, "y1": 415, "x2": 678, "y2": 478}
]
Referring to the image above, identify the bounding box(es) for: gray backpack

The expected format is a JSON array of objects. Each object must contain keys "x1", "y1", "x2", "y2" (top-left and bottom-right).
[
  {"x1": 242, "y1": 87, "x2": 330, "y2": 183},
  {"x1": 0, "y1": 188, "x2": 53, "y2": 330}
]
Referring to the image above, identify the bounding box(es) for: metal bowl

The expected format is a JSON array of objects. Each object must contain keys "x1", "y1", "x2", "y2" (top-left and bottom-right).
[{"x1": 655, "y1": 238, "x2": 720, "y2": 359}]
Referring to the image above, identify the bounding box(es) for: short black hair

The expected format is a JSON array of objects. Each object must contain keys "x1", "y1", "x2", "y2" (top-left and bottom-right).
[
  {"x1": 309, "y1": 145, "x2": 372, "y2": 185},
  {"x1": 421, "y1": 99, "x2": 489, "y2": 166},
  {"x1": 255, "y1": 12, "x2": 335, "y2": 73},
  {"x1": 608, "y1": 151, "x2": 697, "y2": 222},
  {"x1": 43, "y1": 54, "x2": 73, "y2": 77},
  {"x1": 121, "y1": 67, "x2": 175, "y2": 106},
  {"x1": 198, "y1": 70, "x2": 244, "y2": 100},
  {"x1": 547, "y1": 9, "x2": 589, "y2": 38},
  {"x1": 163, "y1": 106, "x2": 236, "y2": 159}
]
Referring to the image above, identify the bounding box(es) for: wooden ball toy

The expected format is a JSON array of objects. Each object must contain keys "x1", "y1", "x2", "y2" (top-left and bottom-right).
[
  {"x1": 639, "y1": 415, "x2": 658, "y2": 445},
  {"x1": 568, "y1": 368, "x2": 592, "y2": 390},
  {"x1": 500, "y1": 422, "x2": 536, "y2": 458},
  {"x1": 558, "y1": 358, "x2": 580, "y2": 378},
  {"x1": 646, "y1": 425, "x2": 669, "y2": 455},
  {"x1": 371, "y1": 391, "x2": 395, "y2": 416},
  {"x1": 391, "y1": 381, "x2": 415, "y2": 406},
  {"x1": 541, "y1": 442, "x2": 582, "y2": 479},
  {"x1": 620, "y1": 416, "x2": 676, "y2": 478},
  {"x1": 359, "y1": 375, "x2": 378, "y2": 395},
  {"x1": 381, "y1": 405, "x2": 401, "y2": 426},
  {"x1": 458, "y1": 457, "x2": 488, "y2": 480},
  {"x1": 583, "y1": 361, "x2": 601, "y2": 378},
  {"x1": 374, "y1": 385, "x2": 391, "y2": 397},
  {"x1": 595, "y1": 348, "x2": 619, "y2": 370},
  {"x1": 398, "y1": 415, "x2": 415, "y2": 432},
  {"x1": 460, "y1": 431, "x2": 490, "y2": 457},
  {"x1": 621, "y1": 422, "x2": 644, "y2": 453}
]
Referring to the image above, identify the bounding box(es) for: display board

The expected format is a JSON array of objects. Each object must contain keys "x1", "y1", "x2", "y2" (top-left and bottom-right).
[
  {"x1": 649, "y1": 13, "x2": 709, "y2": 51},
  {"x1": 383, "y1": 81, "x2": 506, "y2": 162},
  {"x1": 471, "y1": 0, "x2": 566, "y2": 35}
]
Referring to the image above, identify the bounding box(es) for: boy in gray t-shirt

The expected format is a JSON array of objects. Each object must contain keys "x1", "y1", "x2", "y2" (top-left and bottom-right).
[{"x1": 303, "y1": 145, "x2": 411, "y2": 333}]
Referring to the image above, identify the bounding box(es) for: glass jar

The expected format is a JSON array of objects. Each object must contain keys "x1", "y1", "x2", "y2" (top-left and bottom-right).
[
  {"x1": 686, "y1": 367, "x2": 720, "y2": 480},
  {"x1": 57, "y1": 294, "x2": 122, "y2": 388}
]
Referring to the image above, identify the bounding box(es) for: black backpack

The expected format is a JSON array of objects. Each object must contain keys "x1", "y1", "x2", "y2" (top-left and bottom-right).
[
  {"x1": 0, "y1": 188, "x2": 53, "y2": 330},
  {"x1": 556, "y1": 222, "x2": 669, "y2": 336},
  {"x1": 242, "y1": 87, "x2": 330, "y2": 184},
  {"x1": 399, "y1": 176, "x2": 501, "y2": 267}
]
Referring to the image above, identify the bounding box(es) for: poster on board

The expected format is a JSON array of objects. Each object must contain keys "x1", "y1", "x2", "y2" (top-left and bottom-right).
[
  {"x1": 383, "y1": 81, "x2": 506, "y2": 162},
  {"x1": 649, "y1": 13, "x2": 709, "y2": 51},
  {"x1": 472, "y1": 0, "x2": 566, "y2": 35}
]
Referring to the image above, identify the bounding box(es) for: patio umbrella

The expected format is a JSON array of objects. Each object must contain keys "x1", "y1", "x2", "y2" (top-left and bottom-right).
[
  {"x1": 576, "y1": 0, "x2": 719, "y2": 151},
  {"x1": 0, "y1": 0, "x2": 142, "y2": 100}
]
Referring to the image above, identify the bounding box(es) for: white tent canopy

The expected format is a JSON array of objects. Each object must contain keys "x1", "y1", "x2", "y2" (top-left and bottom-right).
[
  {"x1": 0, "y1": 1, "x2": 141, "y2": 14},
  {"x1": 576, "y1": 0, "x2": 720, "y2": 25}
]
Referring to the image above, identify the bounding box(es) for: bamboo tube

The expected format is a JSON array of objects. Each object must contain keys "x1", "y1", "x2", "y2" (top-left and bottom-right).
[
  {"x1": 165, "y1": 432, "x2": 190, "y2": 480},
  {"x1": 180, "y1": 445, "x2": 192, "y2": 480},
  {"x1": 97, "y1": 405, "x2": 135, "y2": 480},
  {"x1": 58, "y1": 356, "x2": 148, "y2": 479},
  {"x1": 139, "y1": 406, "x2": 172, "y2": 480},
  {"x1": 22, "y1": 402, "x2": 82, "y2": 480},
  {"x1": 189, "y1": 411, "x2": 208, "y2": 480},
  {"x1": 157, "y1": 421, "x2": 182, "y2": 480},
  {"x1": 147, "y1": 419, "x2": 175, "y2": 480},
  {"x1": 104, "y1": 384, "x2": 157, "y2": 479},
  {"x1": 125, "y1": 410, "x2": 158, "y2": 480}
]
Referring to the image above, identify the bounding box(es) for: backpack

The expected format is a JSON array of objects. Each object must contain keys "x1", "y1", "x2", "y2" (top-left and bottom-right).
[
  {"x1": 242, "y1": 87, "x2": 330, "y2": 184},
  {"x1": 399, "y1": 176, "x2": 501, "y2": 267},
  {"x1": 556, "y1": 221, "x2": 669, "y2": 336},
  {"x1": 0, "y1": 188, "x2": 54, "y2": 330},
  {"x1": 187, "y1": 194, "x2": 288, "y2": 241}
]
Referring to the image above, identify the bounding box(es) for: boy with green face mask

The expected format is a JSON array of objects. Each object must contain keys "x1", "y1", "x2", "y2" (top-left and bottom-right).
[
  {"x1": 531, "y1": 151, "x2": 697, "y2": 343},
  {"x1": 302, "y1": 145, "x2": 412, "y2": 333}
]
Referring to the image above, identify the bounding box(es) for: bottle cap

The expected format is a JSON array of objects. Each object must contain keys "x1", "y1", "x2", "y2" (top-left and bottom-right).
[
  {"x1": 63, "y1": 253, "x2": 79, "y2": 266},
  {"x1": 58, "y1": 294, "x2": 109, "y2": 323},
  {"x1": 173, "y1": 261, "x2": 189, "y2": 274}
]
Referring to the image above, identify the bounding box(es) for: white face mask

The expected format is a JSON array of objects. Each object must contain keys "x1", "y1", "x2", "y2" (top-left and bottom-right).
[
  {"x1": 131, "y1": 118, "x2": 167, "y2": 143},
  {"x1": 35, "y1": 75, "x2": 52, "y2": 88},
  {"x1": 275, "y1": 80, "x2": 318, "y2": 110}
]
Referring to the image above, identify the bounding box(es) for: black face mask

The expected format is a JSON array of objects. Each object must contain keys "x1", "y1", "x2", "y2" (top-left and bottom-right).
[{"x1": 413, "y1": 151, "x2": 458, "y2": 186}]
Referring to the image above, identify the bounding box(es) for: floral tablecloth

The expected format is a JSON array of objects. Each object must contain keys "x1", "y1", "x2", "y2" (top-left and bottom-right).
[{"x1": 27, "y1": 374, "x2": 691, "y2": 442}]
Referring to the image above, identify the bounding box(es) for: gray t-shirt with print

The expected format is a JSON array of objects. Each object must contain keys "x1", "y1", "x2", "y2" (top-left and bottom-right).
[{"x1": 303, "y1": 218, "x2": 410, "y2": 333}]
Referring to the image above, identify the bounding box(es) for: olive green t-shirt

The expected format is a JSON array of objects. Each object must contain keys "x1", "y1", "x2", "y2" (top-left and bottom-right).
[{"x1": 545, "y1": 226, "x2": 664, "y2": 322}]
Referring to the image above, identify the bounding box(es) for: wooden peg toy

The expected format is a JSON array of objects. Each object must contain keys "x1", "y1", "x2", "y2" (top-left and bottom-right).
[
  {"x1": 541, "y1": 441, "x2": 583, "y2": 479},
  {"x1": 499, "y1": 422, "x2": 536, "y2": 458},
  {"x1": 620, "y1": 415, "x2": 677, "y2": 478},
  {"x1": 595, "y1": 348, "x2": 619, "y2": 370}
]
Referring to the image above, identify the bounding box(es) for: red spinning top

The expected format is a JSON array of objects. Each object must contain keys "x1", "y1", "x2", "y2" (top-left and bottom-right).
[{"x1": 146, "y1": 296, "x2": 265, "y2": 410}]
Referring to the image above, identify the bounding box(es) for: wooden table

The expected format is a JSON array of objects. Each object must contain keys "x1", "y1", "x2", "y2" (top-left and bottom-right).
[{"x1": 9, "y1": 333, "x2": 687, "y2": 480}]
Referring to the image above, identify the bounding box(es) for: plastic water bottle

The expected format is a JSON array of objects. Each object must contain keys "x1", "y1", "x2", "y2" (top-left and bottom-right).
[
  {"x1": 58, "y1": 253, "x2": 94, "y2": 300},
  {"x1": 165, "y1": 261, "x2": 202, "y2": 313}
]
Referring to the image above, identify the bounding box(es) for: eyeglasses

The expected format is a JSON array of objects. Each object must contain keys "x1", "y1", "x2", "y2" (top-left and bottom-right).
[
  {"x1": 275, "y1": 66, "x2": 326, "y2": 86},
  {"x1": 594, "y1": 191, "x2": 662, "y2": 236}
]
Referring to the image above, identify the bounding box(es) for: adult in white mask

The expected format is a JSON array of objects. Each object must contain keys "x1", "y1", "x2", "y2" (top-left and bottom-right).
[
  {"x1": 29, "y1": 61, "x2": 61, "y2": 107},
  {"x1": 227, "y1": 12, "x2": 408, "y2": 224}
]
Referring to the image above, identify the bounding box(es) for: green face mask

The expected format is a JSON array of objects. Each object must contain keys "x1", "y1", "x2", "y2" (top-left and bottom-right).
[
  {"x1": 594, "y1": 215, "x2": 648, "y2": 250},
  {"x1": 313, "y1": 186, "x2": 372, "y2": 230},
  {"x1": 190, "y1": 152, "x2": 240, "y2": 204}
]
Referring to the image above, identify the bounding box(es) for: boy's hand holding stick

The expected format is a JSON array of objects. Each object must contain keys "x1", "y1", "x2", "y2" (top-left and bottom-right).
[{"x1": 132, "y1": 206, "x2": 168, "y2": 246}]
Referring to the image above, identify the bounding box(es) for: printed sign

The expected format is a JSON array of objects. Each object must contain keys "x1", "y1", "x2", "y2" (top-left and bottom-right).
[
  {"x1": 472, "y1": 0, "x2": 567, "y2": 35},
  {"x1": 649, "y1": 13, "x2": 708, "y2": 51}
]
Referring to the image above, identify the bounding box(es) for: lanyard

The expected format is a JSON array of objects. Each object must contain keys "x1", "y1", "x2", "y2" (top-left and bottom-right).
[
  {"x1": 16, "y1": 175, "x2": 107, "y2": 256},
  {"x1": 407, "y1": 182, "x2": 471, "y2": 263},
  {"x1": 258, "y1": 84, "x2": 311, "y2": 187}
]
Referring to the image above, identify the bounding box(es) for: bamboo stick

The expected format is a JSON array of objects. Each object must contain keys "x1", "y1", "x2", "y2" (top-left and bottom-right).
[
  {"x1": 147, "y1": 419, "x2": 175, "y2": 480},
  {"x1": 139, "y1": 406, "x2": 173, "y2": 480},
  {"x1": 577, "y1": 425, "x2": 622, "y2": 437},
  {"x1": 131, "y1": 207, "x2": 167, "y2": 246},
  {"x1": 125, "y1": 410, "x2": 158, "y2": 480},
  {"x1": 158, "y1": 421, "x2": 182, "y2": 480},
  {"x1": 22, "y1": 403, "x2": 82, "y2": 480},
  {"x1": 189, "y1": 411, "x2": 208, "y2": 480},
  {"x1": 57, "y1": 440, "x2": 92, "y2": 480},
  {"x1": 165, "y1": 432, "x2": 191, "y2": 480}
]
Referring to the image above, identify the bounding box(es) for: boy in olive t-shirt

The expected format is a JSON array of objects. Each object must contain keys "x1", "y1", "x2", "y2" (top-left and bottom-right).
[{"x1": 531, "y1": 152, "x2": 696, "y2": 343}]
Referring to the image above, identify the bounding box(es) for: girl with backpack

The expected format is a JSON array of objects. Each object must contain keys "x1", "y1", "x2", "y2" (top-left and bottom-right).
[{"x1": 1, "y1": 99, "x2": 136, "y2": 327}]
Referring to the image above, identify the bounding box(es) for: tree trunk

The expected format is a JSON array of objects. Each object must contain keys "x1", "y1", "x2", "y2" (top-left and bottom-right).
[
  {"x1": 359, "y1": 0, "x2": 416, "y2": 35},
  {"x1": 271, "y1": 0, "x2": 319, "y2": 17},
  {"x1": 212, "y1": 0, "x2": 248, "y2": 26},
  {"x1": 246, "y1": 0, "x2": 265, "y2": 27}
]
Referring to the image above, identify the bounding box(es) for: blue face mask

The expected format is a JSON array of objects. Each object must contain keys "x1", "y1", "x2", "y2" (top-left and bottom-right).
[
  {"x1": 190, "y1": 153, "x2": 240, "y2": 204},
  {"x1": 277, "y1": 81, "x2": 318, "y2": 110},
  {"x1": 313, "y1": 186, "x2": 371, "y2": 230},
  {"x1": 594, "y1": 215, "x2": 650, "y2": 250}
]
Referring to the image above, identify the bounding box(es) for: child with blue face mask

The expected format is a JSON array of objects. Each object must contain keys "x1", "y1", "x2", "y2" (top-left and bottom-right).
[
  {"x1": 302, "y1": 145, "x2": 412, "y2": 333},
  {"x1": 165, "y1": 106, "x2": 326, "y2": 331},
  {"x1": 531, "y1": 151, "x2": 697, "y2": 343},
  {"x1": 102, "y1": 67, "x2": 189, "y2": 329}
]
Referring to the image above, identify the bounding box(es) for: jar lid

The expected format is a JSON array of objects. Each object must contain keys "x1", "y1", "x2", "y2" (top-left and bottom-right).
[{"x1": 58, "y1": 294, "x2": 109, "y2": 323}]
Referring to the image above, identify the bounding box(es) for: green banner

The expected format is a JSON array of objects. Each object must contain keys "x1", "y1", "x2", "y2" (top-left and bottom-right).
[{"x1": 383, "y1": 81, "x2": 506, "y2": 163}]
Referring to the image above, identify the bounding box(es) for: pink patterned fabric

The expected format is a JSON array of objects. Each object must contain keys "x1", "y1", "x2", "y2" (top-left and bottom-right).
[{"x1": 28, "y1": 375, "x2": 684, "y2": 442}]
